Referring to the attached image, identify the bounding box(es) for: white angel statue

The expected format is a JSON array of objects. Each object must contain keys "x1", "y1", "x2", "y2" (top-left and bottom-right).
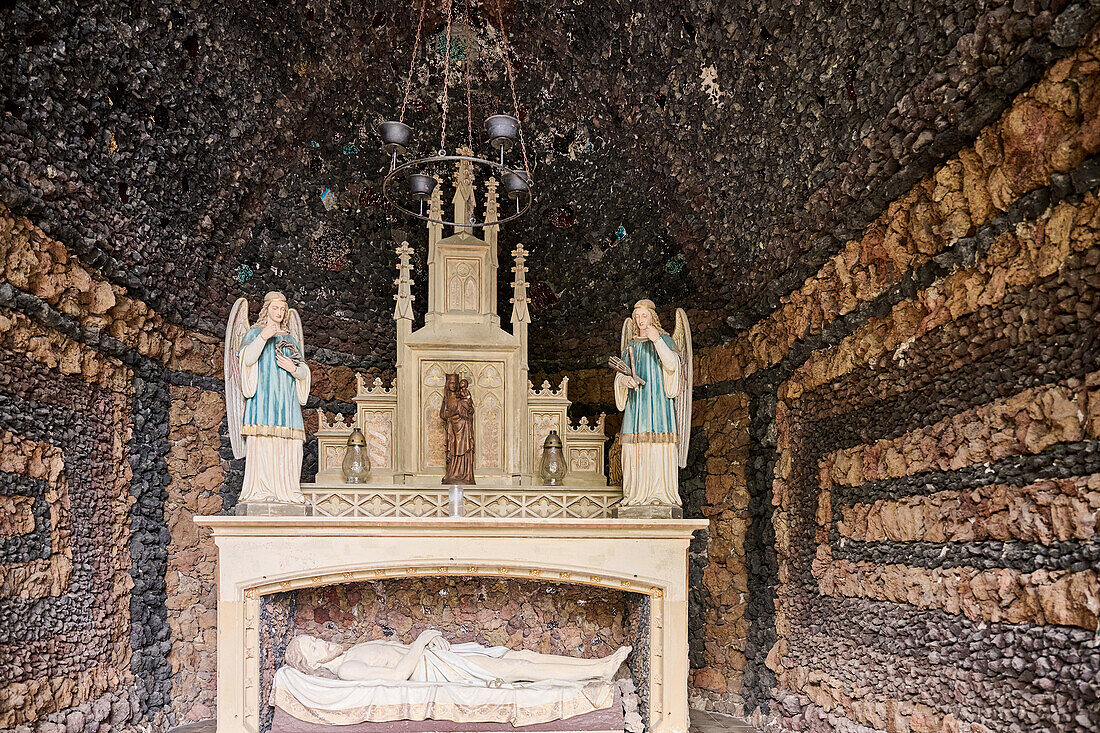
[
  {"x1": 609, "y1": 299, "x2": 692, "y2": 507},
  {"x1": 224, "y1": 291, "x2": 312, "y2": 504}
]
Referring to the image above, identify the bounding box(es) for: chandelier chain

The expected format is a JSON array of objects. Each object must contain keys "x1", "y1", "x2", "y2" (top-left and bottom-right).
[
  {"x1": 464, "y1": 0, "x2": 474, "y2": 151},
  {"x1": 492, "y1": 0, "x2": 531, "y2": 176},
  {"x1": 382, "y1": 0, "x2": 534, "y2": 227},
  {"x1": 399, "y1": 0, "x2": 428, "y2": 123},
  {"x1": 439, "y1": 0, "x2": 455, "y2": 153}
]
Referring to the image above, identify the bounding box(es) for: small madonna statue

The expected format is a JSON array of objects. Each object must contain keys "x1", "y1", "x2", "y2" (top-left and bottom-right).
[
  {"x1": 440, "y1": 374, "x2": 476, "y2": 485},
  {"x1": 224, "y1": 292, "x2": 312, "y2": 505}
]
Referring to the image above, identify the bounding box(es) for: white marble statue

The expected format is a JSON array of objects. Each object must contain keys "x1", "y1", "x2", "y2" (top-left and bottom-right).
[
  {"x1": 285, "y1": 629, "x2": 631, "y2": 685},
  {"x1": 224, "y1": 292, "x2": 312, "y2": 503},
  {"x1": 273, "y1": 630, "x2": 629, "y2": 726},
  {"x1": 610, "y1": 299, "x2": 692, "y2": 507}
]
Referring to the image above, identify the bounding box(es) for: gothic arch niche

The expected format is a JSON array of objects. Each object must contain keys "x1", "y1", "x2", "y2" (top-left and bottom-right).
[
  {"x1": 258, "y1": 574, "x2": 652, "y2": 733},
  {"x1": 419, "y1": 360, "x2": 505, "y2": 475},
  {"x1": 445, "y1": 258, "x2": 481, "y2": 312},
  {"x1": 235, "y1": 560, "x2": 674, "y2": 733}
]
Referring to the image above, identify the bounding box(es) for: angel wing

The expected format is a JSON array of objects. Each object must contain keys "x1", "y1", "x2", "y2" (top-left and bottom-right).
[
  {"x1": 620, "y1": 316, "x2": 634, "y2": 357},
  {"x1": 672, "y1": 308, "x2": 693, "y2": 468},
  {"x1": 288, "y1": 307, "x2": 305, "y2": 361},
  {"x1": 224, "y1": 297, "x2": 250, "y2": 459}
]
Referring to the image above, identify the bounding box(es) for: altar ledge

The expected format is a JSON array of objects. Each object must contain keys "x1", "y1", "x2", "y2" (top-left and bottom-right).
[{"x1": 195, "y1": 515, "x2": 707, "y2": 733}]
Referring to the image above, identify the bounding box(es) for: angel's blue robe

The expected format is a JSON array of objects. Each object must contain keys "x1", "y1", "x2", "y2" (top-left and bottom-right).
[
  {"x1": 240, "y1": 327, "x2": 306, "y2": 440},
  {"x1": 620, "y1": 335, "x2": 678, "y2": 442}
]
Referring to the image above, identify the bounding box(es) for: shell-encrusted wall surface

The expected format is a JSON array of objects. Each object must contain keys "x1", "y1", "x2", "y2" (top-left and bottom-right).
[
  {"x1": 5, "y1": 1, "x2": 1099, "y2": 369},
  {"x1": 291, "y1": 577, "x2": 640, "y2": 655},
  {"x1": 4, "y1": 1, "x2": 1100, "y2": 732},
  {"x1": 0, "y1": 204, "x2": 358, "y2": 730},
  {"x1": 692, "y1": 24, "x2": 1100, "y2": 733}
]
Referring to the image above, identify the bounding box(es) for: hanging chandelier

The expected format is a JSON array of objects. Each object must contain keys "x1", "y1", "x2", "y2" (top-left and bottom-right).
[{"x1": 379, "y1": 0, "x2": 534, "y2": 228}]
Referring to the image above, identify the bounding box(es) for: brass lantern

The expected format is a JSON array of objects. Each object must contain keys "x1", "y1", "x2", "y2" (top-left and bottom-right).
[
  {"x1": 341, "y1": 428, "x2": 371, "y2": 484},
  {"x1": 538, "y1": 430, "x2": 567, "y2": 486}
]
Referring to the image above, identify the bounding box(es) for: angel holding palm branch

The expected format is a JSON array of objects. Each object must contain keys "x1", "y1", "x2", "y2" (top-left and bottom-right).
[
  {"x1": 224, "y1": 291, "x2": 312, "y2": 504},
  {"x1": 609, "y1": 299, "x2": 692, "y2": 508}
]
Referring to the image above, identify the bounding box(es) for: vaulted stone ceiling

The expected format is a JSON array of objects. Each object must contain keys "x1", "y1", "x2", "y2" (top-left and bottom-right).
[{"x1": 1, "y1": 0, "x2": 1058, "y2": 369}]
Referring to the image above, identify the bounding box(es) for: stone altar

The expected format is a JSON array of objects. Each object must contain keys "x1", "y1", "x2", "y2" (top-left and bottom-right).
[
  {"x1": 194, "y1": 163, "x2": 704, "y2": 733},
  {"x1": 193, "y1": 516, "x2": 707, "y2": 733}
]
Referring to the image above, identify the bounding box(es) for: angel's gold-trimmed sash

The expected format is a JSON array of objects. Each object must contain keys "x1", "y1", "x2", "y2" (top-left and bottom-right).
[
  {"x1": 620, "y1": 432, "x2": 678, "y2": 444},
  {"x1": 241, "y1": 424, "x2": 307, "y2": 441}
]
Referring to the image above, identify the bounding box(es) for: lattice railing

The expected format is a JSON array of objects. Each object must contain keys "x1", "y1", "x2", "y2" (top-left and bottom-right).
[{"x1": 302, "y1": 487, "x2": 622, "y2": 519}]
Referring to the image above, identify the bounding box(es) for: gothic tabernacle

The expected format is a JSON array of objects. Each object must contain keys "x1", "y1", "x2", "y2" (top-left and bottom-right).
[{"x1": 309, "y1": 156, "x2": 612, "y2": 496}]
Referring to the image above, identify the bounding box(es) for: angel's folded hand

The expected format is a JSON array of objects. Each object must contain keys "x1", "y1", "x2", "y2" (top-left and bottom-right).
[{"x1": 275, "y1": 354, "x2": 297, "y2": 373}]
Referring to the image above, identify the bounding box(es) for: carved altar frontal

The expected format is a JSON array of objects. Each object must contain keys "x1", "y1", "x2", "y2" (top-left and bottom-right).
[
  {"x1": 306, "y1": 159, "x2": 608, "y2": 495},
  {"x1": 194, "y1": 517, "x2": 706, "y2": 733}
]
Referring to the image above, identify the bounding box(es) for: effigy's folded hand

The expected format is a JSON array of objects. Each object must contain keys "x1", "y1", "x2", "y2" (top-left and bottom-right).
[{"x1": 426, "y1": 635, "x2": 451, "y2": 651}]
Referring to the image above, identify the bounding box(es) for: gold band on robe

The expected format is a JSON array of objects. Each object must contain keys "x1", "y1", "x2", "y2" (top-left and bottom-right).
[
  {"x1": 620, "y1": 432, "x2": 677, "y2": 444},
  {"x1": 241, "y1": 424, "x2": 307, "y2": 441}
]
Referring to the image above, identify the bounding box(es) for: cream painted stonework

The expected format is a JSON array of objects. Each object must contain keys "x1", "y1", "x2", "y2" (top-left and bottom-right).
[
  {"x1": 194, "y1": 515, "x2": 706, "y2": 733},
  {"x1": 308, "y1": 160, "x2": 608, "y2": 490}
]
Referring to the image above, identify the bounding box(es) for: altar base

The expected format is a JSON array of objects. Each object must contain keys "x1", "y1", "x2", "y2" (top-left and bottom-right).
[
  {"x1": 612, "y1": 505, "x2": 683, "y2": 520},
  {"x1": 194, "y1": 516, "x2": 706, "y2": 733},
  {"x1": 234, "y1": 501, "x2": 313, "y2": 516}
]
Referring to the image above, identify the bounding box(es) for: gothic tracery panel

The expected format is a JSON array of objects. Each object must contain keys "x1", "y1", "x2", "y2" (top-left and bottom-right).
[
  {"x1": 530, "y1": 411, "x2": 564, "y2": 471},
  {"x1": 361, "y1": 410, "x2": 393, "y2": 469},
  {"x1": 479, "y1": 393, "x2": 502, "y2": 469},
  {"x1": 445, "y1": 258, "x2": 480, "y2": 312},
  {"x1": 569, "y1": 447, "x2": 599, "y2": 474}
]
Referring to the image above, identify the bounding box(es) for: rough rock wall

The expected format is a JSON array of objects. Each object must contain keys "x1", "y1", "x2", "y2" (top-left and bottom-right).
[
  {"x1": 692, "y1": 24, "x2": 1100, "y2": 732},
  {"x1": 0, "y1": 206, "x2": 359, "y2": 730},
  {"x1": 291, "y1": 577, "x2": 640, "y2": 654},
  {"x1": 682, "y1": 395, "x2": 752, "y2": 715}
]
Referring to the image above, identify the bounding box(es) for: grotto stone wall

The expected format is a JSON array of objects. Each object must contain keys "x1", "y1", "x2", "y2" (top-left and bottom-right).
[
  {"x1": 288, "y1": 577, "x2": 640, "y2": 654},
  {"x1": 5, "y1": 2, "x2": 1100, "y2": 732},
  {"x1": 688, "y1": 23, "x2": 1100, "y2": 733},
  {"x1": 0, "y1": 206, "x2": 362, "y2": 730}
]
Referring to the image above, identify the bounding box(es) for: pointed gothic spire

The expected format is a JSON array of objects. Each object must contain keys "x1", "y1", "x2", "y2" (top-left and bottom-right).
[
  {"x1": 510, "y1": 243, "x2": 531, "y2": 325},
  {"x1": 393, "y1": 240, "x2": 415, "y2": 322}
]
